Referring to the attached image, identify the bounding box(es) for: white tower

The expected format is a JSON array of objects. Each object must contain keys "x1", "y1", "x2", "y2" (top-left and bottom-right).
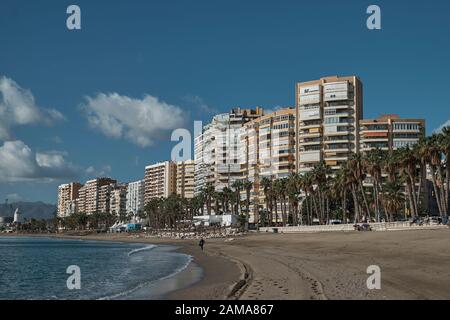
[{"x1": 13, "y1": 208, "x2": 22, "y2": 224}]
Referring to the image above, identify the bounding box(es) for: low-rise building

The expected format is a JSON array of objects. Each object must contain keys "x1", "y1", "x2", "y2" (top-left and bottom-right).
[{"x1": 360, "y1": 115, "x2": 425, "y2": 152}]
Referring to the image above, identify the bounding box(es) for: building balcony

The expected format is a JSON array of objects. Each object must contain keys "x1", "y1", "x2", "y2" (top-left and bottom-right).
[
  {"x1": 299, "y1": 123, "x2": 321, "y2": 130},
  {"x1": 324, "y1": 92, "x2": 350, "y2": 102},
  {"x1": 393, "y1": 137, "x2": 420, "y2": 141},
  {"x1": 392, "y1": 129, "x2": 422, "y2": 133},
  {"x1": 299, "y1": 94, "x2": 321, "y2": 106},
  {"x1": 324, "y1": 148, "x2": 351, "y2": 153},
  {"x1": 324, "y1": 128, "x2": 352, "y2": 135},
  {"x1": 323, "y1": 137, "x2": 351, "y2": 143},
  {"x1": 299, "y1": 150, "x2": 321, "y2": 163},
  {"x1": 299, "y1": 108, "x2": 321, "y2": 121},
  {"x1": 323, "y1": 111, "x2": 351, "y2": 118},
  {"x1": 299, "y1": 130, "x2": 321, "y2": 137},
  {"x1": 360, "y1": 137, "x2": 389, "y2": 143},
  {"x1": 324, "y1": 155, "x2": 350, "y2": 161},
  {"x1": 324, "y1": 104, "x2": 351, "y2": 110},
  {"x1": 298, "y1": 140, "x2": 321, "y2": 146},
  {"x1": 361, "y1": 146, "x2": 389, "y2": 152},
  {"x1": 323, "y1": 82, "x2": 349, "y2": 93},
  {"x1": 360, "y1": 128, "x2": 389, "y2": 133}
]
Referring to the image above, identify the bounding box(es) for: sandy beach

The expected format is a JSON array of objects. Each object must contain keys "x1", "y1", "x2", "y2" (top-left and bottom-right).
[{"x1": 4, "y1": 229, "x2": 450, "y2": 300}]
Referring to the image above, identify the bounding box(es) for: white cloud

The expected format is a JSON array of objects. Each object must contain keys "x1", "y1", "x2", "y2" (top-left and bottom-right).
[
  {"x1": 0, "y1": 140, "x2": 79, "y2": 183},
  {"x1": 85, "y1": 164, "x2": 112, "y2": 178},
  {"x1": 434, "y1": 119, "x2": 450, "y2": 134},
  {"x1": 183, "y1": 95, "x2": 218, "y2": 114},
  {"x1": 81, "y1": 93, "x2": 187, "y2": 147},
  {"x1": 0, "y1": 76, "x2": 65, "y2": 140}
]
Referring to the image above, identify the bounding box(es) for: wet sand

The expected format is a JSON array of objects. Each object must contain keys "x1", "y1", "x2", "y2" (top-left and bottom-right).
[{"x1": 4, "y1": 229, "x2": 450, "y2": 299}]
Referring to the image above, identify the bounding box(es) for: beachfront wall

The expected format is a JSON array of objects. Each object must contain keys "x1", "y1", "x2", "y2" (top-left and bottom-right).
[{"x1": 259, "y1": 222, "x2": 448, "y2": 233}]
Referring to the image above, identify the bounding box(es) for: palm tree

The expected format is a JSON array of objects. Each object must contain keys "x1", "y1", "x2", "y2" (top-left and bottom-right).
[
  {"x1": 260, "y1": 177, "x2": 273, "y2": 226},
  {"x1": 439, "y1": 126, "x2": 450, "y2": 215},
  {"x1": 191, "y1": 194, "x2": 205, "y2": 216},
  {"x1": 145, "y1": 197, "x2": 162, "y2": 229},
  {"x1": 297, "y1": 174, "x2": 312, "y2": 225},
  {"x1": 222, "y1": 187, "x2": 233, "y2": 213},
  {"x1": 364, "y1": 148, "x2": 386, "y2": 222},
  {"x1": 418, "y1": 135, "x2": 446, "y2": 216},
  {"x1": 213, "y1": 191, "x2": 222, "y2": 214},
  {"x1": 76, "y1": 212, "x2": 88, "y2": 230},
  {"x1": 332, "y1": 166, "x2": 351, "y2": 223},
  {"x1": 231, "y1": 180, "x2": 243, "y2": 215},
  {"x1": 201, "y1": 182, "x2": 215, "y2": 215},
  {"x1": 348, "y1": 153, "x2": 371, "y2": 222},
  {"x1": 137, "y1": 210, "x2": 147, "y2": 225},
  {"x1": 287, "y1": 174, "x2": 301, "y2": 225},
  {"x1": 382, "y1": 181, "x2": 405, "y2": 222},
  {"x1": 399, "y1": 145, "x2": 427, "y2": 218},
  {"x1": 311, "y1": 162, "x2": 332, "y2": 224},
  {"x1": 303, "y1": 171, "x2": 319, "y2": 224},
  {"x1": 242, "y1": 179, "x2": 253, "y2": 225}
]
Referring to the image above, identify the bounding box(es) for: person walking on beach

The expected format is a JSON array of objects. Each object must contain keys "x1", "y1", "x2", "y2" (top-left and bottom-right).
[{"x1": 199, "y1": 238, "x2": 205, "y2": 251}]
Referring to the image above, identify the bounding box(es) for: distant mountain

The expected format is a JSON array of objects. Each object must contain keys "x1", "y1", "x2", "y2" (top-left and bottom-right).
[{"x1": 0, "y1": 202, "x2": 57, "y2": 221}]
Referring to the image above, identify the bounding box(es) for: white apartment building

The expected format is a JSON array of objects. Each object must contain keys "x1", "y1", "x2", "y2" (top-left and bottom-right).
[
  {"x1": 126, "y1": 180, "x2": 145, "y2": 215},
  {"x1": 194, "y1": 107, "x2": 263, "y2": 195}
]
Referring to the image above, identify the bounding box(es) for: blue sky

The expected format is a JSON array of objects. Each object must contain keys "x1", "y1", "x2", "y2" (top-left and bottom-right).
[{"x1": 1, "y1": 0, "x2": 449, "y2": 204}]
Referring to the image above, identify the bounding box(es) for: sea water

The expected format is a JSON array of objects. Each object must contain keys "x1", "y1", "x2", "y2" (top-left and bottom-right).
[{"x1": 0, "y1": 236, "x2": 200, "y2": 300}]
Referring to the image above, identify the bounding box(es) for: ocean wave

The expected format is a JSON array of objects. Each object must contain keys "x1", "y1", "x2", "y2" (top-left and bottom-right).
[
  {"x1": 98, "y1": 254, "x2": 193, "y2": 300},
  {"x1": 127, "y1": 245, "x2": 157, "y2": 256}
]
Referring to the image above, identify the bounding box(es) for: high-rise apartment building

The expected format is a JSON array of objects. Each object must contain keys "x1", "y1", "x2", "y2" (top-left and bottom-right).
[
  {"x1": 239, "y1": 108, "x2": 296, "y2": 222},
  {"x1": 77, "y1": 184, "x2": 87, "y2": 214},
  {"x1": 110, "y1": 184, "x2": 128, "y2": 217},
  {"x1": 360, "y1": 115, "x2": 425, "y2": 152},
  {"x1": 296, "y1": 75, "x2": 363, "y2": 173},
  {"x1": 96, "y1": 182, "x2": 128, "y2": 216},
  {"x1": 82, "y1": 178, "x2": 117, "y2": 214},
  {"x1": 176, "y1": 160, "x2": 195, "y2": 199},
  {"x1": 98, "y1": 183, "x2": 114, "y2": 213},
  {"x1": 144, "y1": 161, "x2": 177, "y2": 204},
  {"x1": 126, "y1": 180, "x2": 145, "y2": 215},
  {"x1": 57, "y1": 182, "x2": 83, "y2": 217},
  {"x1": 194, "y1": 107, "x2": 263, "y2": 195}
]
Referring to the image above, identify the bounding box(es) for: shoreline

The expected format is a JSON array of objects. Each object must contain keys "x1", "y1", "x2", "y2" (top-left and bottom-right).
[
  {"x1": 3, "y1": 228, "x2": 450, "y2": 299},
  {"x1": 0, "y1": 233, "x2": 245, "y2": 300}
]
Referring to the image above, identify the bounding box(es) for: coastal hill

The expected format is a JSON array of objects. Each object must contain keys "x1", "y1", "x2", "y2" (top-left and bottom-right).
[{"x1": 0, "y1": 202, "x2": 56, "y2": 221}]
